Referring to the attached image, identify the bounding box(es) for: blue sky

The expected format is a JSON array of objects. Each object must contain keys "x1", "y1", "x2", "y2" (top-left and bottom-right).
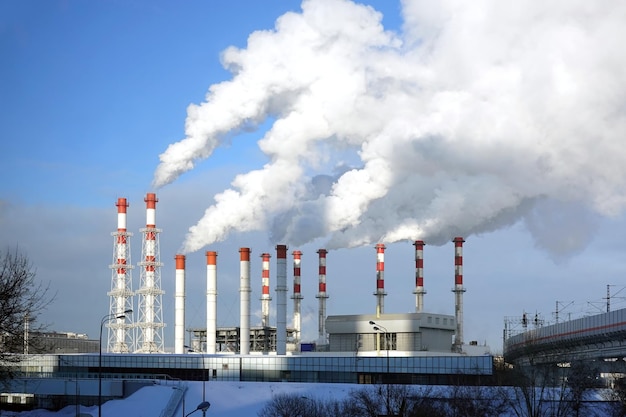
[{"x1": 2, "y1": 0, "x2": 626, "y2": 353}]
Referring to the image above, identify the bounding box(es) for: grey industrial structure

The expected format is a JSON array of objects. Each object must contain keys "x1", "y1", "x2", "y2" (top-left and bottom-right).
[{"x1": 326, "y1": 313, "x2": 456, "y2": 353}]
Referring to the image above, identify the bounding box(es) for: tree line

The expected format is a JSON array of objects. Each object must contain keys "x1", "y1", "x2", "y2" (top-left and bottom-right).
[{"x1": 258, "y1": 363, "x2": 626, "y2": 417}]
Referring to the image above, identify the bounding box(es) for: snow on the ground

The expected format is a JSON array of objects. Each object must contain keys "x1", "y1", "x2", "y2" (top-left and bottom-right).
[
  {"x1": 2, "y1": 381, "x2": 618, "y2": 417},
  {"x1": 3, "y1": 381, "x2": 363, "y2": 417}
]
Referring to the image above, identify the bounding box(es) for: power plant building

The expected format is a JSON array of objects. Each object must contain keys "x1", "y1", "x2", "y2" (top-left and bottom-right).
[
  {"x1": 326, "y1": 313, "x2": 456, "y2": 353},
  {"x1": 3, "y1": 193, "x2": 494, "y2": 411}
]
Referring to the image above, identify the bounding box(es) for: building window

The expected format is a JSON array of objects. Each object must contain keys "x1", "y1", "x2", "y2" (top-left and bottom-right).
[{"x1": 382, "y1": 333, "x2": 397, "y2": 351}]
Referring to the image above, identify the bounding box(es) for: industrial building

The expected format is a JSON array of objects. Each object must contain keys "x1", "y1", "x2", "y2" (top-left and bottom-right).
[
  {"x1": 101, "y1": 193, "x2": 480, "y2": 357},
  {"x1": 1, "y1": 193, "x2": 494, "y2": 411},
  {"x1": 20, "y1": 331, "x2": 99, "y2": 354},
  {"x1": 326, "y1": 313, "x2": 456, "y2": 353}
]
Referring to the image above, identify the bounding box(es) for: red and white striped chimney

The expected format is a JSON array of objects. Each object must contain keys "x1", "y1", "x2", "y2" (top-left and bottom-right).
[
  {"x1": 115, "y1": 198, "x2": 129, "y2": 308},
  {"x1": 174, "y1": 254, "x2": 185, "y2": 354},
  {"x1": 144, "y1": 193, "x2": 157, "y2": 276},
  {"x1": 260, "y1": 253, "x2": 272, "y2": 328},
  {"x1": 239, "y1": 248, "x2": 251, "y2": 355},
  {"x1": 276, "y1": 245, "x2": 288, "y2": 355},
  {"x1": 315, "y1": 249, "x2": 329, "y2": 345},
  {"x1": 206, "y1": 251, "x2": 217, "y2": 354},
  {"x1": 413, "y1": 241, "x2": 426, "y2": 313},
  {"x1": 115, "y1": 197, "x2": 129, "y2": 308},
  {"x1": 137, "y1": 192, "x2": 164, "y2": 353},
  {"x1": 374, "y1": 244, "x2": 387, "y2": 315},
  {"x1": 292, "y1": 250, "x2": 303, "y2": 345},
  {"x1": 452, "y1": 237, "x2": 466, "y2": 352},
  {"x1": 108, "y1": 197, "x2": 134, "y2": 353}
]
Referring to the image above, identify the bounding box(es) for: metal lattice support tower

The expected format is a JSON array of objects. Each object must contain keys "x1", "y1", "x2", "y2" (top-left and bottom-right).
[
  {"x1": 135, "y1": 193, "x2": 165, "y2": 353},
  {"x1": 107, "y1": 197, "x2": 135, "y2": 353}
]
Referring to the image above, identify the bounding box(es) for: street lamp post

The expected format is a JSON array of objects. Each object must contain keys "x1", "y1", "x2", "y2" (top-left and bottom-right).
[
  {"x1": 99, "y1": 309, "x2": 132, "y2": 417},
  {"x1": 184, "y1": 401, "x2": 211, "y2": 417},
  {"x1": 369, "y1": 320, "x2": 390, "y2": 415},
  {"x1": 369, "y1": 321, "x2": 389, "y2": 376}
]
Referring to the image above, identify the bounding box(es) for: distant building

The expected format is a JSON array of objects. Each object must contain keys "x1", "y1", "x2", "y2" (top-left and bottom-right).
[{"x1": 27, "y1": 331, "x2": 99, "y2": 354}]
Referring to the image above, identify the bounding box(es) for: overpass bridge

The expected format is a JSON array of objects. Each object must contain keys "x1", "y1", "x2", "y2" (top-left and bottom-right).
[{"x1": 504, "y1": 307, "x2": 626, "y2": 367}]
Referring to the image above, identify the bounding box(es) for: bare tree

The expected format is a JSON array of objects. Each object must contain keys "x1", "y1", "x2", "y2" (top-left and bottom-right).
[
  {"x1": 498, "y1": 359, "x2": 602, "y2": 417},
  {"x1": 446, "y1": 382, "x2": 507, "y2": 417},
  {"x1": 257, "y1": 393, "x2": 335, "y2": 417},
  {"x1": 602, "y1": 377, "x2": 626, "y2": 417},
  {"x1": 0, "y1": 247, "x2": 53, "y2": 380},
  {"x1": 257, "y1": 393, "x2": 305, "y2": 417},
  {"x1": 498, "y1": 363, "x2": 551, "y2": 417},
  {"x1": 406, "y1": 385, "x2": 448, "y2": 417},
  {"x1": 345, "y1": 384, "x2": 447, "y2": 417},
  {"x1": 562, "y1": 361, "x2": 599, "y2": 417}
]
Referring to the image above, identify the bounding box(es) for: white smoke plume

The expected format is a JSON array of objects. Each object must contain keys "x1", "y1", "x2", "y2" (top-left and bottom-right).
[{"x1": 153, "y1": 0, "x2": 626, "y2": 254}]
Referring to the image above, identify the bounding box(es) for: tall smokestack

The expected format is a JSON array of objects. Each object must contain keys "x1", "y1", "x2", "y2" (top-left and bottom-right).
[
  {"x1": 374, "y1": 243, "x2": 387, "y2": 315},
  {"x1": 174, "y1": 254, "x2": 185, "y2": 354},
  {"x1": 413, "y1": 240, "x2": 426, "y2": 313},
  {"x1": 206, "y1": 251, "x2": 217, "y2": 354},
  {"x1": 276, "y1": 245, "x2": 288, "y2": 355},
  {"x1": 107, "y1": 197, "x2": 134, "y2": 353},
  {"x1": 137, "y1": 192, "x2": 165, "y2": 353},
  {"x1": 291, "y1": 250, "x2": 303, "y2": 346},
  {"x1": 260, "y1": 253, "x2": 272, "y2": 328},
  {"x1": 239, "y1": 248, "x2": 251, "y2": 355},
  {"x1": 452, "y1": 237, "x2": 466, "y2": 352},
  {"x1": 315, "y1": 249, "x2": 328, "y2": 345}
]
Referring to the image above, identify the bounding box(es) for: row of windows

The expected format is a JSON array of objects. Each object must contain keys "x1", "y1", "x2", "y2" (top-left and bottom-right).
[
  {"x1": 18, "y1": 354, "x2": 492, "y2": 372},
  {"x1": 50, "y1": 354, "x2": 491, "y2": 375},
  {"x1": 426, "y1": 316, "x2": 454, "y2": 326}
]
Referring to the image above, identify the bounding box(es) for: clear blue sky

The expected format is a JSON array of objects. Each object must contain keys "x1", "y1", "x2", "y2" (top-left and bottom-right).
[{"x1": 1, "y1": 0, "x2": 625, "y2": 353}]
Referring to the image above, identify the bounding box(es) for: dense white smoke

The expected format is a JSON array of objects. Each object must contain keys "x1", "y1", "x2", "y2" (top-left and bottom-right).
[{"x1": 153, "y1": 0, "x2": 626, "y2": 254}]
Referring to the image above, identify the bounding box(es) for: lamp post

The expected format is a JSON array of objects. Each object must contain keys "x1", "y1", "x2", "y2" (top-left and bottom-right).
[
  {"x1": 99, "y1": 309, "x2": 132, "y2": 417},
  {"x1": 369, "y1": 321, "x2": 389, "y2": 376},
  {"x1": 184, "y1": 401, "x2": 211, "y2": 417},
  {"x1": 369, "y1": 320, "x2": 391, "y2": 415}
]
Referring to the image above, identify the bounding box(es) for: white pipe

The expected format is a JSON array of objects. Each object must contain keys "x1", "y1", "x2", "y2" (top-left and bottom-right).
[
  {"x1": 174, "y1": 254, "x2": 185, "y2": 354},
  {"x1": 206, "y1": 251, "x2": 217, "y2": 354},
  {"x1": 239, "y1": 248, "x2": 251, "y2": 355},
  {"x1": 276, "y1": 245, "x2": 288, "y2": 355}
]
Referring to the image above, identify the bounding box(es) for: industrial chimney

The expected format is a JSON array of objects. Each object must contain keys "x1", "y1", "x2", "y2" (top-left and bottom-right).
[
  {"x1": 239, "y1": 248, "x2": 251, "y2": 355},
  {"x1": 413, "y1": 241, "x2": 426, "y2": 313},
  {"x1": 291, "y1": 250, "x2": 303, "y2": 346},
  {"x1": 136, "y1": 192, "x2": 165, "y2": 353},
  {"x1": 174, "y1": 254, "x2": 185, "y2": 354},
  {"x1": 260, "y1": 253, "x2": 272, "y2": 328},
  {"x1": 315, "y1": 249, "x2": 329, "y2": 345},
  {"x1": 276, "y1": 245, "x2": 288, "y2": 355},
  {"x1": 374, "y1": 244, "x2": 387, "y2": 315},
  {"x1": 107, "y1": 197, "x2": 134, "y2": 353},
  {"x1": 452, "y1": 237, "x2": 466, "y2": 352},
  {"x1": 206, "y1": 251, "x2": 217, "y2": 354}
]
